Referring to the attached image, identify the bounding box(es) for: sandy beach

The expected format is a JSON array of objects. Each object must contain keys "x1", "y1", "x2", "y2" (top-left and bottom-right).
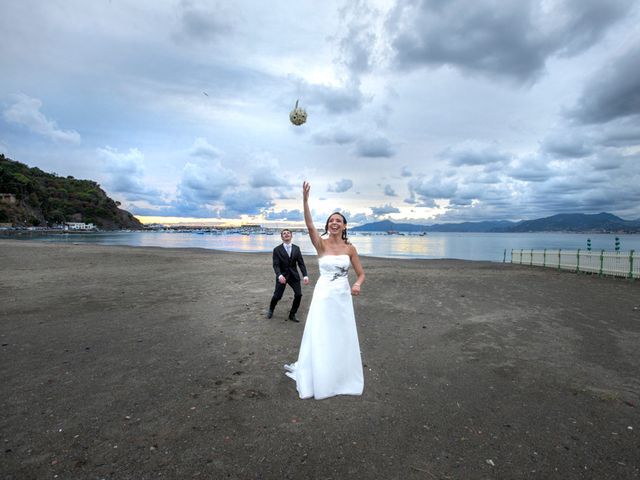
[{"x1": 1, "y1": 239, "x2": 638, "y2": 479}]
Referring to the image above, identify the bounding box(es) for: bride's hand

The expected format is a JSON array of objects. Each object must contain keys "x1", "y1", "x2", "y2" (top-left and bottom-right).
[
  {"x1": 351, "y1": 283, "x2": 361, "y2": 296},
  {"x1": 303, "y1": 181, "x2": 310, "y2": 202}
]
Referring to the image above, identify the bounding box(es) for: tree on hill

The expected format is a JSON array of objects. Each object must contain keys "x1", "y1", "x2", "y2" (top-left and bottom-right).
[{"x1": 0, "y1": 154, "x2": 142, "y2": 229}]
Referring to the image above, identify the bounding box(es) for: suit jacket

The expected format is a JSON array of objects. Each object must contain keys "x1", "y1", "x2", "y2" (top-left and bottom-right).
[{"x1": 272, "y1": 243, "x2": 308, "y2": 282}]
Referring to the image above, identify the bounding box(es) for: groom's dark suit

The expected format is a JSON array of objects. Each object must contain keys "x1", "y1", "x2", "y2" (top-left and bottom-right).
[{"x1": 269, "y1": 243, "x2": 308, "y2": 319}]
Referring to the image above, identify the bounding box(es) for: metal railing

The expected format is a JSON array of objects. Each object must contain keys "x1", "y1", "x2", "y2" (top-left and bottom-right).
[{"x1": 509, "y1": 248, "x2": 638, "y2": 279}]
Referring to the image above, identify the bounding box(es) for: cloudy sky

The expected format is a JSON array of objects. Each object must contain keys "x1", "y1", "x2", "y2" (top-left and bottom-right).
[{"x1": 1, "y1": 0, "x2": 639, "y2": 225}]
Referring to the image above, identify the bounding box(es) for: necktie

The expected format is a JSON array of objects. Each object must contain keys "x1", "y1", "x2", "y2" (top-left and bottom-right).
[{"x1": 285, "y1": 244, "x2": 291, "y2": 256}]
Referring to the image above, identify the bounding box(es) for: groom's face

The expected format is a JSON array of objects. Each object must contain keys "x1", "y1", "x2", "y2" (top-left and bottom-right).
[{"x1": 281, "y1": 229, "x2": 292, "y2": 243}]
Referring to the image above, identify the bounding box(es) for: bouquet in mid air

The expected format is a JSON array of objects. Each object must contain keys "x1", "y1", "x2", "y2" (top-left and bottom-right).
[{"x1": 289, "y1": 99, "x2": 307, "y2": 126}]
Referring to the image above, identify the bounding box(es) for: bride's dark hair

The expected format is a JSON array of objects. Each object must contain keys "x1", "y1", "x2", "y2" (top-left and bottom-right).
[{"x1": 322, "y1": 212, "x2": 349, "y2": 244}]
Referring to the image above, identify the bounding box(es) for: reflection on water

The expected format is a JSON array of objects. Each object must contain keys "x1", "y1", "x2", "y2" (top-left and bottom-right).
[{"x1": 5, "y1": 231, "x2": 640, "y2": 262}]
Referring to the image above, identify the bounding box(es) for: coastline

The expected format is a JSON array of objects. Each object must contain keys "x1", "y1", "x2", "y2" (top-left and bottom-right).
[
  {"x1": 1, "y1": 240, "x2": 638, "y2": 479},
  {"x1": 3, "y1": 230, "x2": 640, "y2": 265}
]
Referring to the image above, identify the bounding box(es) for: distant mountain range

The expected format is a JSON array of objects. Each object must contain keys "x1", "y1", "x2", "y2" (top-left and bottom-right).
[{"x1": 352, "y1": 213, "x2": 640, "y2": 233}]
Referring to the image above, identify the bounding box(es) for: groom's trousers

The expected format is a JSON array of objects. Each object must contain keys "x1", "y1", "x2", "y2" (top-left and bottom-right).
[{"x1": 269, "y1": 279, "x2": 302, "y2": 315}]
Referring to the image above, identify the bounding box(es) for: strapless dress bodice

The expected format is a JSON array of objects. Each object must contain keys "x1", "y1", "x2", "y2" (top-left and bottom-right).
[{"x1": 318, "y1": 254, "x2": 350, "y2": 280}]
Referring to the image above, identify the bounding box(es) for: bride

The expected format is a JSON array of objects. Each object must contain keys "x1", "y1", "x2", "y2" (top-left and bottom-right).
[{"x1": 284, "y1": 181, "x2": 366, "y2": 399}]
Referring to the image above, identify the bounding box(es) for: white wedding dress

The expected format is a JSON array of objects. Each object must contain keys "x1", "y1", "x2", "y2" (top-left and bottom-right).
[{"x1": 285, "y1": 254, "x2": 364, "y2": 399}]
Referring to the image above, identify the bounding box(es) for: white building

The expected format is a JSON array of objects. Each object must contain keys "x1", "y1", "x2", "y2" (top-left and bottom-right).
[{"x1": 65, "y1": 222, "x2": 96, "y2": 230}]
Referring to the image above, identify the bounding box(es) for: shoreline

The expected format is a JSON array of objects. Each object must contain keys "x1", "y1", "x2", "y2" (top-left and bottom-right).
[
  {"x1": 1, "y1": 240, "x2": 638, "y2": 479},
  {"x1": 3, "y1": 231, "x2": 640, "y2": 267}
]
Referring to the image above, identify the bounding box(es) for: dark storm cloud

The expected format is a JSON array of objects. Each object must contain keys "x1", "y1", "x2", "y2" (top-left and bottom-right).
[
  {"x1": 296, "y1": 79, "x2": 366, "y2": 114},
  {"x1": 327, "y1": 179, "x2": 353, "y2": 193},
  {"x1": 513, "y1": 155, "x2": 640, "y2": 217},
  {"x1": 174, "y1": 0, "x2": 234, "y2": 44},
  {"x1": 442, "y1": 145, "x2": 512, "y2": 166},
  {"x1": 407, "y1": 175, "x2": 458, "y2": 206},
  {"x1": 589, "y1": 154, "x2": 624, "y2": 171},
  {"x1": 311, "y1": 129, "x2": 358, "y2": 146},
  {"x1": 311, "y1": 128, "x2": 395, "y2": 158},
  {"x1": 107, "y1": 177, "x2": 163, "y2": 203},
  {"x1": 355, "y1": 135, "x2": 396, "y2": 158},
  {"x1": 335, "y1": 0, "x2": 383, "y2": 76},
  {"x1": 177, "y1": 161, "x2": 238, "y2": 204},
  {"x1": 570, "y1": 44, "x2": 640, "y2": 124},
  {"x1": 370, "y1": 204, "x2": 400, "y2": 216},
  {"x1": 99, "y1": 147, "x2": 164, "y2": 203},
  {"x1": 506, "y1": 156, "x2": 556, "y2": 182},
  {"x1": 386, "y1": 0, "x2": 633, "y2": 84},
  {"x1": 384, "y1": 184, "x2": 397, "y2": 196},
  {"x1": 249, "y1": 166, "x2": 291, "y2": 188},
  {"x1": 541, "y1": 134, "x2": 594, "y2": 158},
  {"x1": 127, "y1": 204, "x2": 215, "y2": 218},
  {"x1": 189, "y1": 138, "x2": 223, "y2": 159},
  {"x1": 598, "y1": 119, "x2": 640, "y2": 147},
  {"x1": 219, "y1": 188, "x2": 274, "y2": 217},
  {"x1": 473, "y1": 172, "x2": 502, "y2": 184}
]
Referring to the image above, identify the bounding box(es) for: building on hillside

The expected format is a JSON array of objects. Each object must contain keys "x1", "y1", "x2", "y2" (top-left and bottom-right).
[{"x1": 0, "y1": 193, "x2": 17, "y2": 205}]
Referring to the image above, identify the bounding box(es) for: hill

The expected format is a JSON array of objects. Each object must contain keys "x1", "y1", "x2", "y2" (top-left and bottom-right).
[
  {"x1": 350, "y1": 219, "x2": 428, "y2": 233},
  {"x1": 352, "y1": 213, "x2": 640, "y2": 234},
  {"x1": 0, "y1": 155, "x2": 142, "y2": 229},
  {"x1": 509, "y1": 212, "x2": 640, "y2": 233}
]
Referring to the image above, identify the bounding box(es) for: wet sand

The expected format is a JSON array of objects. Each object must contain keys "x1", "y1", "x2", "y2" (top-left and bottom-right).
[{"x1": 1, "y1": 240, "x2": 638, "y2": 479}]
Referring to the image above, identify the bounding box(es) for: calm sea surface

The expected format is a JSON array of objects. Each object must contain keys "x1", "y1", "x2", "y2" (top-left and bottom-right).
[{"x1": 5, "y1": 231, "x2": 640, "y2": 262}]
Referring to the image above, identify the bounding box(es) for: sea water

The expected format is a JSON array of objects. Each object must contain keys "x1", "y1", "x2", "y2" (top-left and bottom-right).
[{"x1": 5, "y1": 230, "x2": 640, "y2": 262}]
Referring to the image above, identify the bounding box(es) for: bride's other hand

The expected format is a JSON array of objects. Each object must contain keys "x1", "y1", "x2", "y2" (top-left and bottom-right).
[{"x1": 351, "y1": 283, "x2": 361, "y2": 296}]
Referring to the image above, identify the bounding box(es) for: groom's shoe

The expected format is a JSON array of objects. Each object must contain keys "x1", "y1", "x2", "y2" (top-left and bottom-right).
[
  {"x1": 288, "y1": 313, "x2": 300, "y2": 323},
  {"x1": 266, "y1": 310, "x2": 274, "y2": 319}
]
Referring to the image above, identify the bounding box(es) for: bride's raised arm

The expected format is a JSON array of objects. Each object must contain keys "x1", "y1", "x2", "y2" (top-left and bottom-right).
[{"x1": 303, "y1": 181, "x2": 324, "y2": 254}]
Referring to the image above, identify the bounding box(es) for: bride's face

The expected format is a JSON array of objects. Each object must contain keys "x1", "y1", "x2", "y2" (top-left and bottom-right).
[{"x1": 327, "y1": 214, "x2": 345, "y2": 235}]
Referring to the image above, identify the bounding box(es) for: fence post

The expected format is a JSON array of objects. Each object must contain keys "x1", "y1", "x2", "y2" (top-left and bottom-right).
[
  {"x1": 503, "y1": 248, "x2": 506, "y2": 263},
  {"x1": 543, "y1": 248, "x2": 547, "y2": 267},
  {"x1": 630, "y1": 250, "x2": 635, "y2": 279},
  {"x1": 530, "y1": 249, "x2": 534, "y2": 266},
  {"x1": 510, "y1": 249, "x2": 513, "y2": 264},
  {"x1": 558, "y1": 249, "x2": 561, "y2": 270},
  {"x1": 520, "y1": 249, "x2": 523, "y2": 265},
  {"x1": 576, "y1": 249, "x2": 580, "y2": 273},
  {"x1": 599, "y1": 249, "x2": 604, "y2": 276}
]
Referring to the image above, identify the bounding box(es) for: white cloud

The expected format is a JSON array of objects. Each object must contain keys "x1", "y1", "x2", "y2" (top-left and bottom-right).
[
  {"x1": 99, "y1": 146, "x2": 163, "y2": 202},
  {"x1": 178, "y1": 161, "x2": 238, "y2": 204},
  {"x1": 3, "y1": 94, "x2": 80, "y2": 144},
  {"x1": 189, "y1": 137, "x2": 223, "y2": 159}
]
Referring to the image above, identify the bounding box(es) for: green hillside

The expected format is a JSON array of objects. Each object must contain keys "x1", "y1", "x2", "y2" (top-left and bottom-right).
[{"x1": 0, "y1": 154, "x2": 142, "y2": 229}]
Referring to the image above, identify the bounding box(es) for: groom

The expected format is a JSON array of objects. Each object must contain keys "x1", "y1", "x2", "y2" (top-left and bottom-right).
[{"x1": 267, "y1": 228, "x2": 309, "y2": 322}]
